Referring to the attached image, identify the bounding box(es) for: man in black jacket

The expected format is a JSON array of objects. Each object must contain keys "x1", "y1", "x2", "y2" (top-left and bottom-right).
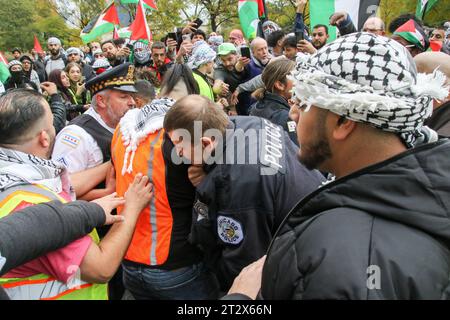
[
  {"x1": 228, "y1": 33, "x2": 450, "y2": 300},
  {"x1": 164, "y1": 95, "x2": 325, "y2": 291}
]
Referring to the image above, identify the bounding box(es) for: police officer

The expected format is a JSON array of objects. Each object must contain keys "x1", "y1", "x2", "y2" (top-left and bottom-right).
[
  {"x1": 163, "y1": 95, "x2": 325, "y2": 291},
  {"x1": 52, "y1": 63, "x2": 137, "y2": 180}
]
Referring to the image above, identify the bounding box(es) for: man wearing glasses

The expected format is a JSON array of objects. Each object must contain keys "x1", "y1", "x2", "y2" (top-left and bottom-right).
[{"x1": 362, "y1": 17, "x2": 386, "y2": 36}]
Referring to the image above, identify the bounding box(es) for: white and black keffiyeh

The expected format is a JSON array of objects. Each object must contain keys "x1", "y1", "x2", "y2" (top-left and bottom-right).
[
  {"x1": 291, "y1": 32, "x2": 448, "y2": 147},
  {"x1": 0, "y1": 147, "x2": 74, "y2": 199},
  {"x1": 133, "y1": 41, "x2": 151, "y2": 64},
  {"x1": 119, "y1": 97, "x2": 175, "y2": 175},
  {"x1": 188, "y1": 40, "x2": 217, "y2": 69}
]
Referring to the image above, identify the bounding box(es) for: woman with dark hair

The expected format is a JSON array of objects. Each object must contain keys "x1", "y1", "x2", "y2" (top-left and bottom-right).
[
  {"x1": 159, "y1": 63, "x2": 200, "y2": 99},
  {"x1": 48, "y1": 69, "x2": 88, "y2": 121},
  {"x1": 250, "y1": 58, "x2": 298, "y2": 145}
]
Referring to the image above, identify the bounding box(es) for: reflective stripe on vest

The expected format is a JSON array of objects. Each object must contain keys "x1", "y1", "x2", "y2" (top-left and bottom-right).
[
  {"x1": 112, "y1": 128, "x2": 173, "y2": 266},
  {"x1": 193, "y1": 72, "x2": 215, "y2": 101},
  {"x1": 0, "y1": 185, "x2": 67, "y2": 219},
  {"x1": 0, "y1": 274, "x2": 106, "y2": 300},
  {"x1": 0, "y1": 184, "x2": 107, "y2": 300}
]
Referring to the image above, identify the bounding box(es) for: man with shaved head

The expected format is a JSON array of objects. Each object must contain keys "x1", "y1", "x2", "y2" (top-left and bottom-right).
[
  {"x1": 414, "y1": 52, "x2": 450, "y2": 136},
  {"x1": 163, "y1": 95, "x2": 324, "y2": 291}
]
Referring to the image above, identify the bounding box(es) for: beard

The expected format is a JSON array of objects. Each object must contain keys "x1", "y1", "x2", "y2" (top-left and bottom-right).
[
  {"x1": 298, "y1": 112, "x2": 332, "y2": 171},
  {"x1": 46, "y1": 135, "x2": 56, "y2": 159},
  {"x1": 50, "y1": 49, "x2": 60, "y2": 56},
  {"x1": 313, "y1": 40, "x2": 326, "y2": 50}
]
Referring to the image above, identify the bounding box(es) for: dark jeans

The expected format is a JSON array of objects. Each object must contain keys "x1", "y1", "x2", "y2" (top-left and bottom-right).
[{"x1": 122, "y1": 262, "x2": 220, "y2": 300}]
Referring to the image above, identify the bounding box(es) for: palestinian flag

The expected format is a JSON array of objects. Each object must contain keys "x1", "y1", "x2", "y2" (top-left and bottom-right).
[
  {"x1": 238, "y1": 0, "x2": 266, "y2": 40},
  {"x1": 120, "y1": 0, "x2": 158, "y2": 10},
  {"x1": 129, "y1": 0, "x2": 152, "y2": 43},
  {"x1": 416, "y1": 0, "x2": 439, "y2": 19},
  {"x1": 80, "y1": 3, "x2": 120, "y2": 43},
  {"x1": 117, "y1": 27, "x2": 132, "y2": 39},
  {"x1": 309, "y1": 0, "x2": 381, "y2": 41},
  {"x1": 0, "y1": 52, "x2": 10, "y2": 84},
  {"x1": 394, "y1": 19, "x2": 429, "y2": 51}
]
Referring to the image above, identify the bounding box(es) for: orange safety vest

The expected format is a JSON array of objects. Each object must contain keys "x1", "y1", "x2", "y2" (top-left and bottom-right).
[{"x1": 111, "y1": 128, "x2": 173, "y2": 266}]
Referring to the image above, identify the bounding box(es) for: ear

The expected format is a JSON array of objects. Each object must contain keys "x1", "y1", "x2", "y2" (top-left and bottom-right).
[
  {"x1": 96, "y1": 94, "x2": 107, "y2": 110},
  {"x1": 330, "y1": 114, "x2": 357, "y2": 141},
  {"x1": 201, "y1": 136, "x2": 214, "y2": 150},
  {"x1": 273, "y1": 80, "x2": 285, "y2": 92},
  {"x1": 38, "y1": 130, "x2": 50, "y2": 149}
]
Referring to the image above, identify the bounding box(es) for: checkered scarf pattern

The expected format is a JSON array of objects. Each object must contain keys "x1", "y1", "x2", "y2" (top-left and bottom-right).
[
  {"x1": 188, "y1": 40, "x2": 217, "y2": 69},
  {"x1": 133, "y1": 41, "x2": 151, "y2": 64},
  {"x1": 0, "y1": 147, "x2": 74, "y2": 199},
  {"x1": 291, "y1": 32, "x2": 448, "y2": 148},
  {"x1": 119, "y1": 97, "x2": 175, "y2": 175}
]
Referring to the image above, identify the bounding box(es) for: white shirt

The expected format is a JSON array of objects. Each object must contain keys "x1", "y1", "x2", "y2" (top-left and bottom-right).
[{"x1": 52, "y1": 108, "x2": 115, "y2": 174}]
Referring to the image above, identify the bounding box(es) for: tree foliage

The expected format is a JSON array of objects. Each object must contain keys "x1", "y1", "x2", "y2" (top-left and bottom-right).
[
  {"x1": 49, "y1": 0, "x2": 106, "y2": 29},
  {"x1": 0, "y1": 0, "x2": 448, "y2": 53},
  {"x1": 0, "y1": 0, "x2": 79, "y2": 53}
]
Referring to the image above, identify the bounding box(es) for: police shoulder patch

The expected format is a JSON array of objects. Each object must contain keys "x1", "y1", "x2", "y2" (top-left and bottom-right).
[
  {"x1": 217, "y1": 215, "x2": 244, "y2": 245},
  {"x1": 287, "y1": 121, "x2": 297, "y2": 133},
  {"x1": 60, "y1": 132, "x2": 81, "y2": 149}
]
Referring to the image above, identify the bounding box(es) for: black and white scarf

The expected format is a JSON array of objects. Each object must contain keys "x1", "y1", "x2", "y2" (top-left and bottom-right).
[
  {"x1": 291, "y1": 33, "x2": 448, "y2": 147},
  {"x1": 0, "y1": 147, "x2": 74, "y2": 199},
  {"x1": 119, "y1": 98, "x2": 175, "y2": 175}
]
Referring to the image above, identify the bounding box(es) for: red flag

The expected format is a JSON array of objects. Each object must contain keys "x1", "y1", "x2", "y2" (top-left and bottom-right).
[
  {"x1": 143, "y1": 0, "x2": 158, "y2": 10},
  {"x1": 257, "y1": 0, "x2": 265, "y2": 18},
  {"x1": 103, "y1": 3, "x2": 120, "y2": 25},
  {"x1": 33, "y1": 35, "x2": 44, "y2": 54},
  {"x1": 129, "y1": 0, "x2": 152, "y2": 43},
  {"x1": 0, "y1": 52, "x2": 8, "y2": 65}
]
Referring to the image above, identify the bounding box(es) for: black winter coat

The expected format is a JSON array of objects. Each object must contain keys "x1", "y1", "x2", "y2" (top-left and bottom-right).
[
  {"x1": 250, "y1": 92, "x2": 298, "y2": 146},
  {"x1": 262, "y1": 139, "x2": 450, "y2": 300},
  {"x1": 192, "y1": 116, "x2": 325, "y2": 290}
]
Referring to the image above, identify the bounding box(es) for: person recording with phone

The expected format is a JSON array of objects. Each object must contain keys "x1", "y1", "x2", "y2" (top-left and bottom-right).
[{"x1": 64, "y1": 62, "x2": 91, "y2": 119}]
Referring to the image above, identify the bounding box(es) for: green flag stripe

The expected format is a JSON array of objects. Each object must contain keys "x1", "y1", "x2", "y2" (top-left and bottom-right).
[
  {"x1": 239, "y1": 1, "x2": 259, "y2": 39},
  {"x1": 81, "y1": 22, "x2": 115, "y2": 43},
  {"x1": 309, "y1": 0, "x2": 336, "y2": 41},
  {"x1": 416, "y1": 0, "x2": 439, "y2": 18},
  {"x1": 120, "y1": 0, "x2": 156, "y2": 10},
  {"x1": 0, "y1": 63, "x2": 10, "y2": 84}
]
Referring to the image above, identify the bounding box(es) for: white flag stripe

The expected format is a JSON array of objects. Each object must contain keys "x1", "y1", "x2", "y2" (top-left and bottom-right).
[{"x1": 335, "y1": 0, "x2": 361, "y2": 30}]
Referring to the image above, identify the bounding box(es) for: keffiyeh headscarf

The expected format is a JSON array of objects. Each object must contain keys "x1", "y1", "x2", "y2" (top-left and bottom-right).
[
  {"x1": 291, "y1": 32, "x2": 448, "y2": 148},
  {"x1": 119, "y1": 97, "x2": 175, "y2": 175},
  {"x1": 188, "y1": 40, "x2": 217, "y2": 69},
  {"x1": 262, "y1": 20, "x2": 281, "y2": 39},
  {"x1": 208, "y1": 35, "x2": 224, "y2": 52},
  {"x1": 8, "y1": 60, "x2": 22, "y2": 70}
]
